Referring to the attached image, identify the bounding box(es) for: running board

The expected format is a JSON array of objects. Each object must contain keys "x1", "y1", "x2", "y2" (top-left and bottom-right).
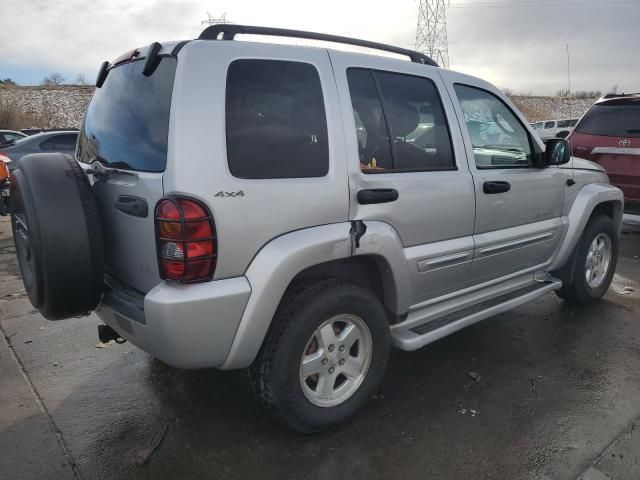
[{"x1": 390, "y1": 275, "x2": 562, "y2": 351}]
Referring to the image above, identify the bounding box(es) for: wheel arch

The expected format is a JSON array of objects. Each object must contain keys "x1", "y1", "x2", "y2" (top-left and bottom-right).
[
  {"x1": 550, "y1": 183, "x2": 623, "y2": 274},
  {"x1": 220, "y1": 221, "x2": 411, "y2": 370}
]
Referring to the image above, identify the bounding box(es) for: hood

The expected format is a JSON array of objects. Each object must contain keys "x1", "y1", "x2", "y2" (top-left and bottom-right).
[{"x1": 568, "y1": 156, "x2": 606, "y2": 173}]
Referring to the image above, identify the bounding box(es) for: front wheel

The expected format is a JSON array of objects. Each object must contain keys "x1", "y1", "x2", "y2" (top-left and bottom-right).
[
  {"x1": 250, "y1": 279, "x2": 390, "y2": 433},
  {"x1": 556, "y1": 215, "x2": 618, "y2": 304}
]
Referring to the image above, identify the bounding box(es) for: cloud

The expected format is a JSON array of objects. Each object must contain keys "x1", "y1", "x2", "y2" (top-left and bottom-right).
[{"x1": 1, "y1": 0, "x2": 638, "y2": 93}]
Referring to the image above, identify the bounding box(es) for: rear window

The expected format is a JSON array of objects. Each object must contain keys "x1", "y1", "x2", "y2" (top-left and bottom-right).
[
  {"x1": 225, "y1": 59, "x2": 329, "y2": 179},
  {"x1": 77, "y1": 57, "x2": 177, "y2": 172},
  {"x1": 576, "y1": 102, "x2": 640, "y2": 138}
]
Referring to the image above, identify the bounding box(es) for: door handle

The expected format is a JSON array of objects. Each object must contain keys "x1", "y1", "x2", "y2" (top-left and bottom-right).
[
  {"x1": 114, "y1": 195, "x2": 148, "y2": 217},
  {"x1": 483, "y1": 181, "x2": 511, "y2": 194},
  {"x1": 357, "y1": 188, "x2": 399, "y2": 205}
]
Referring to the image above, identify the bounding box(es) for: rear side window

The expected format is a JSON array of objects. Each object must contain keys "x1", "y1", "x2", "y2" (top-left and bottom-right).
[
  {"x1": 50, "y1": 134, "x2": 77, "y2": 149},
  {"x1": 77, "y1": 57, "x2": 176, "y2": 172},
  {"x1": 39, "y1": 134, "x2": 76, "y2": 150},
  {"x1": 576, "y1": 102, "x2": 640, "y2": 138},
  {"x1": 225, "y1": 59, "x2": 329, "y2": 179},
  {"x1": 544, "y1": 121, "x2": 555, "y2": 129},
  {"x1": 557, "y1": 120, "x2": 570, "y2": 128},
  {"x1": 347, "y1": 68, "x2": 455, "y2": 173}
]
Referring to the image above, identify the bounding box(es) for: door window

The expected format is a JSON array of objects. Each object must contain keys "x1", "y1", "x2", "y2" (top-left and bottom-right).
[
  {"x1": 454, "y1": 84, "x2": 533, "y2": 169},
  {"x1": 226, "y1": 59, "x2": 329, "y2": 179},
  {"x1": 544, "y1": 121, "x2": 556, "y2": 129},
  {"x1": 347, "y1": 68, "x2": 455, "y2": 173}
]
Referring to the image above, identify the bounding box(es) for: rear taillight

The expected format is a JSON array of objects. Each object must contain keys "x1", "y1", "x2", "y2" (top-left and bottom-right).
[{"x1": 154, "y1": 197, "x2": 217, "y2": 283}]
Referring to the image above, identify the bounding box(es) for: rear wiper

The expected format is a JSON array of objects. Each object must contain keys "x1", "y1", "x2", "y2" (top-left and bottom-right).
[
  {"x1": 85, "y1": 157, "x2": 135, "y2": 180},
  {"x1": 0, "y1": 140, "x2": 16, "y2": 148}
]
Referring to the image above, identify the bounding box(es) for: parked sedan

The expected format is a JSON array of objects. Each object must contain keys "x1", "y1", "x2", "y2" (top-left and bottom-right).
[
  {"x1": 0, "y1": 129, "x2": 27, "y2": 146},
  {"x1": 0, "y1": 131, "x2": 78, "y2": 171}
]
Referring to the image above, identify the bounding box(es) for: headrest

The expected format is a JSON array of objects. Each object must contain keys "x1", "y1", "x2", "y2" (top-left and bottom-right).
[{"x1": 386, "y1": 102, "x2": 420, "y2": 137}]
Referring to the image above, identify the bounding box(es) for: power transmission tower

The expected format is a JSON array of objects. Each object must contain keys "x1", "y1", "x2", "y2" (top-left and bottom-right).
[
  {"x1": 415, "y1": 0, "x2": 450, "y2": 68},
  {"x1": 201, "y1": 12, "x2": 232, "y2": 26}
]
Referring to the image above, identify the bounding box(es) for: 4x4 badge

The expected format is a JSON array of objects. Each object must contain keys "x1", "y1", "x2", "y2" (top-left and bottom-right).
[{"x1": 215, "y1": 190, "x2": 245, "y2": 198}]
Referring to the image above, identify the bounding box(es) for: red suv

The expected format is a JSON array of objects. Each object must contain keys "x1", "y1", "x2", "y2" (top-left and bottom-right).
[{"x1": 569, "y1": 94, "x2": 640, "y2": 231}]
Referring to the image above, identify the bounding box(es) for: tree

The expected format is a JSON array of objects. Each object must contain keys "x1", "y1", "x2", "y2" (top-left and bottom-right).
[
  {"x1": 75, "y1": 73, "x2": 88, "y2": 85},
  {"x1": 42, "y1": 72, "x2": 65, "y2": 85},
  {"x1": 0, "y1": 78, "x2": 17, "y2": 86},
  {"x1": 608, "y1": 84, "x2": 619, "y2": 95}
]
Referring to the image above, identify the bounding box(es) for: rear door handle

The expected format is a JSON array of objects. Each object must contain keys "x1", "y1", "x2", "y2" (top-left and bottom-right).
[
  {"x1": 357, "y1": 188, "x2": 399, "y2": 205},
  {"x1": 483, "y1": 181, "x2": 511, "y2": 194},
  {"x1": 114, "y1": 195, "x2": 148, "y2": 218}
]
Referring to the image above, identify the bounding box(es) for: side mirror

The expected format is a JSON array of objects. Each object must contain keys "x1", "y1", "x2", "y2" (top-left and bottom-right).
[{"x1": 544, "y1": 138, "x2": 571, "y2": 166}]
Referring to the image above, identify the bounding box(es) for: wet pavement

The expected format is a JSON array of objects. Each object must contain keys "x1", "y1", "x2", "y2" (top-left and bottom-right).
[{"x1": 1, "y1": 215, "x2": 639, "y2": 480}]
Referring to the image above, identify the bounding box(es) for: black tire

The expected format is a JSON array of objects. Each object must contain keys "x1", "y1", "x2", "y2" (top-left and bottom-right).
[
  {"x1": 250, "y1": 279, "x2": 390, "y2": 433},
  {"x1": 10, "y1": 153, "x2": 104, "y2": 320},
  {"x1": 556, "y1": 215, "x2": 618, "y2": 305}
]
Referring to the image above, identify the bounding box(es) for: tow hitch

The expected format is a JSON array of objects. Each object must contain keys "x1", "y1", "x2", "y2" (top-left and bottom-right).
[{"x1": 98, "y1": 324, "x2": 127, "y2": 344}]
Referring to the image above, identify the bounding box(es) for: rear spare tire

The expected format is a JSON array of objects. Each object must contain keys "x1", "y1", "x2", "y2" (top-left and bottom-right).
[{"x1": 10, "y1": 153, "x2": 104, "y2": 320}]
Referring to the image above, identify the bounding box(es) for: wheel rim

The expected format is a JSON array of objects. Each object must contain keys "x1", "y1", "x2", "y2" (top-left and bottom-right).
[
  {"x1": 299, "y1": 314, "x2": 373, "y2": 408},
  {"x1": 585, "y1": 233, "x2": 612, "y2": 289}
]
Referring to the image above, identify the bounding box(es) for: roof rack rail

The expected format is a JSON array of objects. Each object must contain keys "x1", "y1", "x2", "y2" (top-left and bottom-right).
[
  {"x1": 198, "y1": 24, "x2": 439, "y2": 67},
  {"x1": 601, "y1": 92, "x2": 640, "y2": 99}
]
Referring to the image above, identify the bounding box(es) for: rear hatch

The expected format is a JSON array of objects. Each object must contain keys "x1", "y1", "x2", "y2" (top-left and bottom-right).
[
  {"x1": 571, "y1": 98, "x2": 640, "y2": 211},
  {"x1": 77, "y1": 54, "x2": 177, "y2": 293}
]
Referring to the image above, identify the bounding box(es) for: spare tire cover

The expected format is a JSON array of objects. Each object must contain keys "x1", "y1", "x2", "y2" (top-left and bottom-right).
[{"x1": 10, "y1": 153, "x2": 104, "y2": 320}]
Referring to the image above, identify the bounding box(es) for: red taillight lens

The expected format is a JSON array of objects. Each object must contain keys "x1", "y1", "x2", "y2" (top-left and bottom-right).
[{"x1": 155, "y1": 197, "x2": 216, "y2": 283}]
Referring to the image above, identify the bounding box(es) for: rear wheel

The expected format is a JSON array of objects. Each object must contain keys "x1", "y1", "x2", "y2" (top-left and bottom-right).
[
  {"x1": 250, "y1": 279, "x2": 390, "y2": 433},
  {"x1": 556, "y1": 215, "x2": 618, "y2": 304}
]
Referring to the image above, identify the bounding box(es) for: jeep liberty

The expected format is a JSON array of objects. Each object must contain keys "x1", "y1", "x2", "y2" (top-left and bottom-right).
[{"x1": 9, "y1": 25, "x2": 623, "y2": 432}]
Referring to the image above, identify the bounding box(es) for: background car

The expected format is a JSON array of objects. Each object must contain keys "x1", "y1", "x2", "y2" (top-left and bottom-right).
[
  {"x1": 569, "y1": 93, "x2": 640, "y2": 231},
  {"x1": 0, "y1": 130, "x2": 78, "y2": 171},
  {"x1": 532, "y1": 118, "x2": 579, "y2": 142},
  {"x1": 0, "y1": 129, "x2": 27, "y2": 146}
]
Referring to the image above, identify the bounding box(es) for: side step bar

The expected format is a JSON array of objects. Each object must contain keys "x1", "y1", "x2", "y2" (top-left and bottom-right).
[{"x1": 391, "y1": 275, "x2": 562, "y2": 351}]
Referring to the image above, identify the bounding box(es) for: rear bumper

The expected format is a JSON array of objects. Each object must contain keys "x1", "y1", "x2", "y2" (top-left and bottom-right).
[
  {"x1": 623, "y1": 213, "x2": 640, "y2": 232},
  {"x1": 96, "y1": 276, "x2": 251, "y2": 369}
]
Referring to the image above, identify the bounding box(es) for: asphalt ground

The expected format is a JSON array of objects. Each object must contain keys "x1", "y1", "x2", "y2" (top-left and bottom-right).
[{"x1": 1, "y1": 215, "x2": 639, "y2": 480}]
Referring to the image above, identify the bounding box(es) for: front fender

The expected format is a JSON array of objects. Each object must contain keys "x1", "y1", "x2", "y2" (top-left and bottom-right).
[
  {"x1": 220, "y1": 221, "x2": 410, "y2": 369},
  {"x1": 549, "y1": 183, "x2": 623, "y2": 272}
]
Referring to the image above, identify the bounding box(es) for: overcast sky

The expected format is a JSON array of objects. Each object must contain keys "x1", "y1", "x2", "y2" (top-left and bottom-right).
[{"x1": 1, "y1": 0, "x2": 638, "y2": 94}]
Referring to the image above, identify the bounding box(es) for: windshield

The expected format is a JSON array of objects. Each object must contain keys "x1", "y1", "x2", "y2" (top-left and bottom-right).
[
  {"x1": 77, "y1": 57, "x2": 177, "y2": 172},
  {"x1": 576, "y1": 101, "x2": 640, "y2": 138}
]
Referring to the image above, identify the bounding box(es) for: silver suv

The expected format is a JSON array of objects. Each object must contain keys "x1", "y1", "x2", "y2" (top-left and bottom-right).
[{"x1": 9, "y1": 25, "x2": 623, "y2": 433}]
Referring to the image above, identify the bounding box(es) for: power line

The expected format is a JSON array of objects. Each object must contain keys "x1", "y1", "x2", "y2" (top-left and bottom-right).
[
  {"x1": 415, "y1": 0, "x2": 450, "y2": 68},
  {"x1": 447, "y1": 0, "x2": 639, "y2": 7}
]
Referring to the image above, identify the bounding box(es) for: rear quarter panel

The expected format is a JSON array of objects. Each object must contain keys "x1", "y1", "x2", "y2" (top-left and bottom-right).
[{"x1": 167, "y1": 41, "x2": 349, "y2": 280}]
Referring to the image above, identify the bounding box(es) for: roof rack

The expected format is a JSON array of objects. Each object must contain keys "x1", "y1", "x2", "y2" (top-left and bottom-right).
[
  {"x1": 198, "y1": 24, "x2": 439, "y2": 67},
  {"x1": 601, "y1": 92, "x2": 640, "y2": 99}
]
